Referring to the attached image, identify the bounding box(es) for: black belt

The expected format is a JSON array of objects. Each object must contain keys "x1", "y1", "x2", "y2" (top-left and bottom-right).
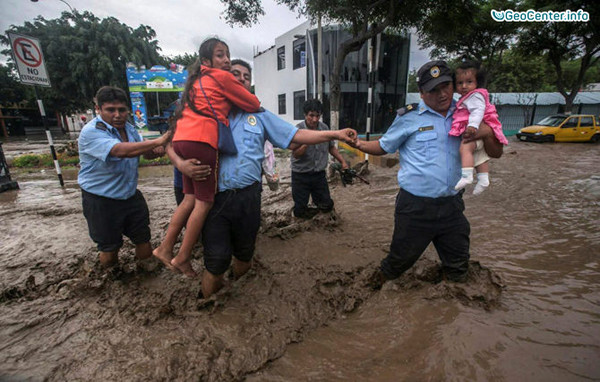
[
  {"x1": 221, "y1": 181, "x2": 260, "y2": 194},
  {"x1": 400, "y1": 188, "x2": 463, "y2": 205}
]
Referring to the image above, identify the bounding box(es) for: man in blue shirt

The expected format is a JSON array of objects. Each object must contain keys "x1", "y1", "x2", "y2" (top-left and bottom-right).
[
  {"x1": 351, "y1": 61, "x2": 504, "y2": 286},
  {"x1": 78, "y1": 86, "x2": 170, "y2": 268},
  {"x1": 168, "y1": 59, "x2": 357, "y2": 298}
]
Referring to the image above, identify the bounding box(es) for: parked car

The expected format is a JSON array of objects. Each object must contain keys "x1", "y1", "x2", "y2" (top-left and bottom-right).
[{"x1": 516, "y1": 114, "x2": 600, "y2": 143}]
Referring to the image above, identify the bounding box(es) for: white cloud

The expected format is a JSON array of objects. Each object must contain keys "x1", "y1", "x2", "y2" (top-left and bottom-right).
[{"x1": 0, "y1": 0, "x2": 307, "y2": 64}]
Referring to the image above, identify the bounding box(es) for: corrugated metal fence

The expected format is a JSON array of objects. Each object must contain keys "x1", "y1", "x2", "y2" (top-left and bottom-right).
[{"x1": 407, "y1": 92, "x2": 600, "y2": 136}]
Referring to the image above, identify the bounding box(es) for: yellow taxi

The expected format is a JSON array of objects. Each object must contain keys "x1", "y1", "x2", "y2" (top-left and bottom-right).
[{"x1": 516, "y1": 114, "x2": 600, "y2": 143}]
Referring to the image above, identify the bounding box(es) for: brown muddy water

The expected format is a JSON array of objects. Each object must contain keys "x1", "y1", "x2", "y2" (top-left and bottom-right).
[{"x1": 0, "y1": 140, "x2": 599, "y2": 381}]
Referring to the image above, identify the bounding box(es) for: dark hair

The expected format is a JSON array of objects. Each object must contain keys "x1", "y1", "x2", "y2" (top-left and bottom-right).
[
  {"x1": 95, "y1": 86, "x2": 128, "y2": 108},
  {"x1": 231, "y1": 59, "x2": 252, "y2": 75},
  {"x1": 174, "y1": 37, "x2": 229, "y2": 121},
  {"x1": 454, "y1": 60, "x2": 487, "y2": 88},
  {"x1": 303, "y1": 99, "x2": 322, "y2": 115}
]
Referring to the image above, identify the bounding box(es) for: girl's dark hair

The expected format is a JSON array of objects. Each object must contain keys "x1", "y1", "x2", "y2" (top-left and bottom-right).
[
  {"x1": 454, "y1": 60, "x2": 488, "y2": 88},
  {"x1": 174, "y1": 37, "x2": 229, "y2": 121}
]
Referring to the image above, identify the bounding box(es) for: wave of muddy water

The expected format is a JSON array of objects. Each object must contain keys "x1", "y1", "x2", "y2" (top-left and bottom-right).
[{"x1": 0, "y1": 141, "x2": 598, "y2": 381}]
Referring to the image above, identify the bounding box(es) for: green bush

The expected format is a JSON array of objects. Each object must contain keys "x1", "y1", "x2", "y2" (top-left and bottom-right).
[
  {"x1": 12, "y1": 152, "x2": 172, "y2": 168},
  {"x1": 12, "y1": 154, "x2": 43, "y2": 167}
]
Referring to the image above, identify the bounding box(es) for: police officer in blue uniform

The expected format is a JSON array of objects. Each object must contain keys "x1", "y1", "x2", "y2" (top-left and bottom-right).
[
  {"x1": 78, "y1": 86, "x2": 170, "y2": 268},
  {"x1": 168, "y1": 59, "x2": 357, "y2": 298},
  {"x1": 351, "y1": 60, "x2": 504, "y2": 286}
]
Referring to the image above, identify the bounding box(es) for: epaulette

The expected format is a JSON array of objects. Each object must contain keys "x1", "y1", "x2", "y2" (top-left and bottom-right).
[
  {"x1": 95, "y1": 121, "x2": 107, "y2": 131},
  {"x1": 396, "y1": 103, "x2": 419, "y2": 117}
]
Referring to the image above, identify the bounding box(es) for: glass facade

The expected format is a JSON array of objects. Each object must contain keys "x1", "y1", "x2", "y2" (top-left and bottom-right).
[
  {"x1": 306, "y1": 27, "x2": 410, "y2": 134},
  {"x1": 293, "y1": 38, "x2": 306, "y2": 70},
  {"x1": 278, "y1": 94, "x2": 286, "y2": 115},
  {"x1": 277, "y1": 46, "x2": 286, "y2": 70},
  {"x1": 293, "y1": 90, "x2": 306, "y2": 120}
]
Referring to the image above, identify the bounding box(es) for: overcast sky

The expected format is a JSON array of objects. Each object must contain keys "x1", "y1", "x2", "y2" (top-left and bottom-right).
[{"x1": 1, "y1": 0, "x2": 430, "y2": 70}]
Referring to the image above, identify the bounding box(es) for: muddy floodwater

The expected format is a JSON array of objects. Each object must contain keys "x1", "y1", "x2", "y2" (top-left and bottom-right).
[{"x1": 1, "y1": 140, "x2": 599, "y2": 381}]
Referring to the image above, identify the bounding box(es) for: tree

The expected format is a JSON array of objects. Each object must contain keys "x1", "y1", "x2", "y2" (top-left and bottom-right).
[
  {"x1": 0, "y1": 64, "x2": 34, "y2": 106},
  {"x1": 488, "y1": 49, "x2": 556, "y2": 92},
  {"x1": 168, "y1": 53, "x2": 199, "y2": 68},
  {"x1": 517, "y1": 0, "x2": 600, "y2": 112},
  {"x1": 416, "y1": 0, "x2": 518, "y2": 79},
  {"x1": 1, "y1": 11, "x2": 164, "y2": 114},
  {"x1": 220, "y1": 0, "x2": 426, "y2": 129}
]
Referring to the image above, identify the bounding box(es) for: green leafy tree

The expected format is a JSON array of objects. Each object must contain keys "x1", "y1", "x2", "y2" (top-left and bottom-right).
[
  {"x1": 416, "y1": 0, "x2": 518, "y2": 79},
  {"x1": 488, "y1": 49, "x2": 556, "y2": 92},
  {"x1": 1, "y1": 11, "x2": 164, "y2": 114},
  {"x1": 407, "y1": 69, "x2": 418, "y2": 92},
  {"x1": 517, "y1": 0, "x2": 600, "y2": 112},
  {"x1": 0, "y1": 63, "x2": 34, "y2": 106},
  {"x1": 220, "y1": 0, "x2": 426, "y2": 129},
  {"x1": 168, "y1": 53, "x2": 199, "y2": 68}
]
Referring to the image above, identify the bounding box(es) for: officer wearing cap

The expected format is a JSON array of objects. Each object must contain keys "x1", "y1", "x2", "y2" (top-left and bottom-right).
[
  {"x1": 78, "y1": 86, "x2": 171, "y2": 269},
  {"x1": 351, "y1": 60, "x2": 503, "y2": 286}
]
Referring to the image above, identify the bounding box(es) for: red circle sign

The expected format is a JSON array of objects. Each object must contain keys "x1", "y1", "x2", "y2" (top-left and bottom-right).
[{"x1": 13, "y1": 37, "x2": 43, "y2": 68}]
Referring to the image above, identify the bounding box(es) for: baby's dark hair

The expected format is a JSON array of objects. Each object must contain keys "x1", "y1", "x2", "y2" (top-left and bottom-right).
[
  {"x1": 454, "y1": 60, "x2": 487, "y2": 88},
  {"x1": 174, "y1": 37, "x2": 229, "y2": 122}
]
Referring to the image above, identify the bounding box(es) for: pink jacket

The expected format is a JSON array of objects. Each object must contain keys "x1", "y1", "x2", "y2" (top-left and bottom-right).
[{"x1": 449, "y1": 88, "x2": 508, "y2": 145}]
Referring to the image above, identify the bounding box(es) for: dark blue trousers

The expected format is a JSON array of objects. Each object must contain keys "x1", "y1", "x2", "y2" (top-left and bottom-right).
[
  {"x1": 291, "y1": 170, "x2": 334, "y2": 217},
  {"x1": 381, "y1": 189, "x2": 470, "y2": 281}
]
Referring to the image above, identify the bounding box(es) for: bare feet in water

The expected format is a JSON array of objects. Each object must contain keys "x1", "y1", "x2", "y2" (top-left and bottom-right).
[
  {"x1": 152, "y1": 246, "x2": 175, "y2": 270},
  {"x1": 171, "y1": 257, "x2": 198, "y2": 278}
]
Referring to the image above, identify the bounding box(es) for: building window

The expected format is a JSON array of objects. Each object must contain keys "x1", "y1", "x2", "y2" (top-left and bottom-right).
[
  {"x1": 293, "y1": 90, "x2": 305, "y2": 120},
  {"x1": 277, "y1": 46, "x2": 285, "y2": 70},
  {"x1": 278, "y1": 94, "x2": 286, "y2": 115},
  {"x1": 293, "y1": 38, "x2": 306, "y2": 70}
]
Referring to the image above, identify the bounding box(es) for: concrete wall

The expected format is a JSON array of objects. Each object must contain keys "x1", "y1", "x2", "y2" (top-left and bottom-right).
[{"x1": 254, "y1": 20, "x2": 312, "y2": 125}]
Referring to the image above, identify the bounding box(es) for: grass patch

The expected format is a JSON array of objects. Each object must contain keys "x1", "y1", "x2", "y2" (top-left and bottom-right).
[{"x1": 11, "y1": 153, "x2": 172, "y2": 168}]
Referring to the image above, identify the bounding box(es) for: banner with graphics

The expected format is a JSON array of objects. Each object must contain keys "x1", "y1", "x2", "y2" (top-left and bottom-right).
[
  {"x1": 126, "y1": 63, "x2": 187, "y2": 92},
  {"x1": 130, "y1": 92, "x2": 148, "y2": 129}
]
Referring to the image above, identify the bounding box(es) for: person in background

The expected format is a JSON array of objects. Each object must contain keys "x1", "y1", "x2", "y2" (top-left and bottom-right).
[{"x1": 290, "y1": 99, "x2": 349, "y2": 219}]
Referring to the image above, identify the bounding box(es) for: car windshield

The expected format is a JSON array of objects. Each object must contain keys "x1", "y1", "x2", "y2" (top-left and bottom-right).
[{"x1": 536, "y1": 116, "x2": 566, "y2": 127}]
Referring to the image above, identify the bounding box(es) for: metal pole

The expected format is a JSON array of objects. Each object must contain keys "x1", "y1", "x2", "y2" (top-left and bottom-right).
[
  {"x1": 365, "y1": 37, "x2": 376, "y2": 164},
  {"x1": 317, "y1": 14, "x2": 323, "y2": 102},
  {"x1": 34, "y1": 87, "x2": 64, "y2": 187},
  {"x1": 156, "y1": 92, "x2": 160, "y2": 116}
]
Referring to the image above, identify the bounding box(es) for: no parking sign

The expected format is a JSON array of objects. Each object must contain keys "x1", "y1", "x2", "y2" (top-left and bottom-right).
[{"x1": 8, "y1": 32, "x2": 51, "y2": 87}]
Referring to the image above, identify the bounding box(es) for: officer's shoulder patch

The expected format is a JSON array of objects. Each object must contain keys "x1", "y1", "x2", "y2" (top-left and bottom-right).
[
  {"x1": 95, "y1": 121, "x2": 107, "y2": 131},
  {"x1": 397, "y1": 103, "x2": 419, "y2": 117}
]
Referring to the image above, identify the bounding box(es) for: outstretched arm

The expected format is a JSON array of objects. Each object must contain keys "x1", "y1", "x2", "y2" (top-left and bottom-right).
[
  {"x1": 290, "y1": 128, "x2": 356, "y2": 146},
  {"x1": 109, "y1": 131, "x2": 171, "y2": 158},
  {"x1": 351, "y1": 139, "x2": 387, "y2": 156}
]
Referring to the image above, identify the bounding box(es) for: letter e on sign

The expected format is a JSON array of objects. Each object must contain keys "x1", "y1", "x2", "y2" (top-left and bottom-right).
[{"x1": 8, "y1": 32, "x2": 51, "y2": 87}]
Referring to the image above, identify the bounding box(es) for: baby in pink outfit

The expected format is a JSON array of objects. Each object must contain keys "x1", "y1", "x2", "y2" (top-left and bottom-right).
[{"x1": 449, "y1": 61, "x2": 508, "y2": 195}]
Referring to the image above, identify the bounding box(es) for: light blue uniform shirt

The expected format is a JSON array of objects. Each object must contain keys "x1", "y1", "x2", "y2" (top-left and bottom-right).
[
  {"x1": 378, "y1": 100, "x2": 461, "y2": 198},
  {"x1": 219, "y1": 109, "x2": 298, "y2": 192},
  {"x1": 78, "y1": 116, "x2": 143, "y2": 200}
]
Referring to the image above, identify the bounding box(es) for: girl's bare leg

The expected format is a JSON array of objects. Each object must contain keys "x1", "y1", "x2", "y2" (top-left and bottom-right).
[
  {"x1": 153, "y1": 194, "x2": 195, "y2": 269},
  {"x1": 171, "y1": 199, "x2": 213, "y2": 278}
]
